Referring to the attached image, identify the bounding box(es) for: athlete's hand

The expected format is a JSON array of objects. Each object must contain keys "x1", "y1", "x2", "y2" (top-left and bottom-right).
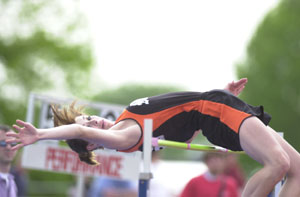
[
  {"x1": 6, "y1": 119, "x2": 39, "y2": 151},
  {"x1": 224, "y1": 78, "x2": 248, "y2": 96}
]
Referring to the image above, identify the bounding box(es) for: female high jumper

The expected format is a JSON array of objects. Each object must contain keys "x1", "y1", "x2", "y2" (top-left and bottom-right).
[{"x1": 6, "y1": 78, "x2": 300, "y2": 197}]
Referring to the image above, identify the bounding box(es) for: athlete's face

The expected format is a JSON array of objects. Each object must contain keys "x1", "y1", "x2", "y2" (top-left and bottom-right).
[{"x1": 75, "y1": 115, "x2": 113, "y2": 130}]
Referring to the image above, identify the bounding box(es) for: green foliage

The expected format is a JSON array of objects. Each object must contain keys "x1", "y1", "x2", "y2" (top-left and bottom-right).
[
  {"x1": 237, "y1": 0, "x2": 300, "y2": 151},
  {"x1": 0, "y1": 0, "x2": 93, "y2": 125},
  {"x1": 0, "y1": 1, "x2": 94, "y2": 196},
  {"x1": 27, "y1": 170, "x2": 74, "y2": 196},
  {"x1": 236, "y1": 0, "x2": 300, "y2": 175}
]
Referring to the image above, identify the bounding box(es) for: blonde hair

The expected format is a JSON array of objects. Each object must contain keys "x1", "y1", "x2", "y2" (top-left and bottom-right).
[{"x1": 51, "y1": 101, "x2": 99, "y2": 165}]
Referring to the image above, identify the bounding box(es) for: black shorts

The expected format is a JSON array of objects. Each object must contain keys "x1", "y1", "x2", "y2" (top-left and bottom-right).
[{"x1": 199, "y1": 90, "x2": 271, "y2": 151}]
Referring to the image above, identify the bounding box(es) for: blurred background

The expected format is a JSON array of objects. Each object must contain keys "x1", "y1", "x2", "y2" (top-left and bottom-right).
[{"x1": 1, "y1": 0, "x2": 300, "y2": 196}]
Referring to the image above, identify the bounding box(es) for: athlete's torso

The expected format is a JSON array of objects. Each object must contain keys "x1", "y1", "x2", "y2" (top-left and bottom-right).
[{"x1": 115, "y1": 92, "x2": 206, "y2": 152}]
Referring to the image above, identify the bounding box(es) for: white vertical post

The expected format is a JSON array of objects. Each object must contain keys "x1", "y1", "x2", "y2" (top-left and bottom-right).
[
  {"x1": 138, "y1": 119, "x2": 153, "y2": 197},
  {"x1": 143, "y1": 119, "x2": 153, "y2": 173},
  {"x1": 26, "y1": 93, "x2": 35, "y2": 123},
  {"x1": 76, "y1": 174, "x2": 85, "y2": 197}
]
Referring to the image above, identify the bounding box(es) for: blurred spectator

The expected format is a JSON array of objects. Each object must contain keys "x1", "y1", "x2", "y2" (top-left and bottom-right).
[
  {"x1": 180, "y1": 152, "x2": 239, "y2": 197},
  {"x1": 223, "y1": 153, "x2": 245, "y2": 191},
  {"x1": 0, "y1": 125, "x2": 19, "y2": 197},
  {"x1": 68, "y1": 176, "x2": 93, "y2": 197},
  {"x1": 10, "y1": 155, "x2": 28, "y2": 197},
  {"x1": 87, "y1": 176, "x2": 137, "y2": 197}
]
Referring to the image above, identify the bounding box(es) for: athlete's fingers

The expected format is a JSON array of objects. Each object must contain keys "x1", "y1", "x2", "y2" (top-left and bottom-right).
[
  {"x1": 232, "y1": 80, "x2": 244, "y2": 89},
  {"x1": 12, "y1": 124, "x2": 22, "y2": 132},
  {"x1": 237, "y1": 78, "x2": 248, "y2": 83},
  {"x1": 6, "y1": 138, "x2": 21, "y2": 144},
  {"x1": 235, "y1": 80, "x2": 246, "y2": 87},
  {"x1": 6, "y1": 131, "x2": 19, "y2": 137},
  {"x1": 233, "y1": 78, "x2": 247, "y2": 88},
  {"x1": 10, "y1": 143, "x2": 23, "y2": 151},
  {"x1": 236, "y1": 78, "x2": 248, "y2": 86},
  {"x1": 16, "y1": 119, "x2": 29, "y2": 127},
  {"x1": 235, "y1": 86, "x2": 245, "y2": 96},
  {"x1": 237, "y1": 85, "x2": 245, "y2": 93}
]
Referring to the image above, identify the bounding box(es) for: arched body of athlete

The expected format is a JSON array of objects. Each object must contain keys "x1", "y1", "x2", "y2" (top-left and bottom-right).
[{"x1": 7, "y1": 78, "x2": 300, "y2": 197}]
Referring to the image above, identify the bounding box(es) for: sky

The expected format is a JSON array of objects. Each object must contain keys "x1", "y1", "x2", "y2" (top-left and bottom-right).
[{"x1": 79, "y1": 0, "x2": 279, "y2": 92}]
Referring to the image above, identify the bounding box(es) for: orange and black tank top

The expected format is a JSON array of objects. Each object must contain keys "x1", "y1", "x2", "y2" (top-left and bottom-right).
[{"x1": 115, "y1": 90, "x2": 271, "y2": 152}]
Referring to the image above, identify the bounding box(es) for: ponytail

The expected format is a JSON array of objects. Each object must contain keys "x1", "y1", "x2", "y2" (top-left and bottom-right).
[{"x1": 66, "y1": 138, "x2": 100, "y2": 165}]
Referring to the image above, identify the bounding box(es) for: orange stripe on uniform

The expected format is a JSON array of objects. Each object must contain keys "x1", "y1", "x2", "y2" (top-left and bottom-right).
[{"x1": 200, "y1": 100, "x2": 251, "y2": 133}]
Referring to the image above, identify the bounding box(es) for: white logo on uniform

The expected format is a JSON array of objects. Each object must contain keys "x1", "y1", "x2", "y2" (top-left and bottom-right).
[{"x1": 130, "y1": 97, "x2": 149, "y2": 106}]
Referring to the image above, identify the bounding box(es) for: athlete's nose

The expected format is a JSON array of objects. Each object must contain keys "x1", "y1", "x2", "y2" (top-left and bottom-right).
[{"x1": 90, "y1": 119, "x2": 98, "y2": 125}]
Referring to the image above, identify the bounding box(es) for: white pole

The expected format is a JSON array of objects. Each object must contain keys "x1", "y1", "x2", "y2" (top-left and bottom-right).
[
  {"x1": 76, "y1": 174, "x2": 85, "y2": 197},
  {"x1": 26, "y1": 93, "x2": 35, "y2": 123},
  {"x1": 138, "y1": 119, "x2": 153, "y2": 197},
  {"x1": 143, "y1": 119, "x2": 153, "y2": 173}
]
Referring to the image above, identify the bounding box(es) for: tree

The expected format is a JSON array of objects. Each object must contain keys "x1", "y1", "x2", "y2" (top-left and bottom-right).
[
  {"x1": 0, "y1": 0, "x2": 94, "y2": 125},
  {"x1": 0, "y1": 1, "x2": 94, "y2": 195},
  {"x1": 236, "y1": 0, "x2": 300, "y2": 174}
]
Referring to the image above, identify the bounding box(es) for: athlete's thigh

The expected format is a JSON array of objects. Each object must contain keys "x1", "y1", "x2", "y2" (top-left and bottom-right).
[
  {"x1": 239, "y1": 117, "x2": 286, "y2": 165},
  {"x1": 267, "y1": 126, "x2": 300, "y2": 175}
]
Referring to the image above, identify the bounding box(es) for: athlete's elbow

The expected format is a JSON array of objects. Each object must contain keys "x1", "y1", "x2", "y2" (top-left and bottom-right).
[
  {"x1": 76, "y1": 125, "x2": 85, "y2": 138},
  {"x1": 115, "y1": 135, "x2": 136, "y2": 150}
]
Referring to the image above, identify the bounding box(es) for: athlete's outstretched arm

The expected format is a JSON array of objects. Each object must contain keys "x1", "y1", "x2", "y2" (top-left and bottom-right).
[
  {"x1": 224, "y1": 78, "x2": 248, "y2": 96},
  {"x1": 6, "y1": 119, "x2": 139, "y2": 151}
]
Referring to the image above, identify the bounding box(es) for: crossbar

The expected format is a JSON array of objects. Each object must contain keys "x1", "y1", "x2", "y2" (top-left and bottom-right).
[{"x1": 152, "y1": 138, "x2": 244, "y2": 154}]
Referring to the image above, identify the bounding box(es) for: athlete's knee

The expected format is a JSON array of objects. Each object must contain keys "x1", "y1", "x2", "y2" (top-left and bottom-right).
[
  {"x1": 287, "y1": 156, "x2": 300, "y2": 178},
  {"x1": 267, "y1": 149, "x2": 290, "y2": 181}
]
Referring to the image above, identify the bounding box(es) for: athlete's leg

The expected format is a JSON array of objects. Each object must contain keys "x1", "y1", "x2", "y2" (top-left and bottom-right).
[
  {"x1": 267, "y1": 128, "x2": 300, "y2": 197},
  {"x1": 239, "y1": 117, "x2": 290, "y2": 197}
]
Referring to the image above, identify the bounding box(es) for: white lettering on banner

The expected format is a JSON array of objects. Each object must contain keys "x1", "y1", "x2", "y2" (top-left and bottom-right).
[
  {"x1": 22, "y1": 144, "x2": 141, "y2": 181},
  {"x1": 45, "y1": 147, "x2": 123, "y2": 177}
]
